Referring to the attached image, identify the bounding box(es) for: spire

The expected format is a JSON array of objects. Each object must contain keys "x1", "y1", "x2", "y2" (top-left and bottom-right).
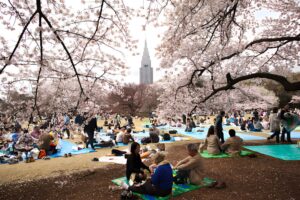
[
  {"x1": 140, "y1": 39, "x2": 153, "y2": 84},
  {"x1": 141, "y1": 39, "x2": 151, "y2": 67}
]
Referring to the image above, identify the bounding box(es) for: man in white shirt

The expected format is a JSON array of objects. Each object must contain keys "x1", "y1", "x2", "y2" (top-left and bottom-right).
[{"x1": 116, "y1": 126, "x2": 126, "y2": 143}]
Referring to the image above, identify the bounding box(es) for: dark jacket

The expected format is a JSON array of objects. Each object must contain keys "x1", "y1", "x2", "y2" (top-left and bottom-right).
[
  {"x1": 84, "y1": 118, "x2": 97, "y2": 134},
  {"x1": 215, "y1": 115, "x2": 223, "y2": 132},
  {"x1": 75, "y1": 115, "x2": 84, "y2": 125},
  {"x1": 126, "y1": 153, "x2": 149, "y2": 180}
]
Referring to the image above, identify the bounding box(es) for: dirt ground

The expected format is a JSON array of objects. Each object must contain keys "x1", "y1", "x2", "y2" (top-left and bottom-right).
[{"x1": 0, "y1": 140, "x2": 299, "y2": 200}]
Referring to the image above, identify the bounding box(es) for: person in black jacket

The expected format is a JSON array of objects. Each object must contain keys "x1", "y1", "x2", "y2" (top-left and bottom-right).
[
  {"x1": 126, "y1": 142, "x2": 150, "y2": 181},
  {"x1": 84, "y1": 113, "x2": 98, "y2": 150},
  {"x1": 215, "y1": 111, "x2": 225, "y2": 143}
]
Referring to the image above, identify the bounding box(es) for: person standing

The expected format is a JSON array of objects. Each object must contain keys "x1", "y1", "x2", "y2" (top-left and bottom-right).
[
  {"x1": 215, "y1": 111, "x2": 225, "y2": 143},
  {"x1": 267, "y1": 107, "x2": 281, "y2": 143},
  {"x1": 63, "y1": 113, "x2": 70, "y2": 139},
  {"x1": 182, "y1": 114, "x2": 187, "y2": 125},
  {"x1": 84, "y1": 113, "x2": 98, "y2": 150},
  {"x1": 279, "y1": 105, "x2": 292, "y2": 143}
]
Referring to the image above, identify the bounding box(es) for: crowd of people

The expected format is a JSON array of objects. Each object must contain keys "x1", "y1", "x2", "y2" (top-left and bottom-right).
[{"x1": 1, "y1": 105, "x2": 299, "y2": 198}]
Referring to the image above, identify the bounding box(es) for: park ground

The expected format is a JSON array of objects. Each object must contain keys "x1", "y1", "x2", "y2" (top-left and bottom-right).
[{"x1": 0, "y1": 119, "x2": 299, "y2": 200}]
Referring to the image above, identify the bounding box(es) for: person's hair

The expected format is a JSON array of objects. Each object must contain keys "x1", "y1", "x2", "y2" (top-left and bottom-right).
[
  {"x1": 126, "y1": 128, "x2": 132, "y2": 133},
  {"x1": 23, "y1": 129, "x2": 29, "y2": 134},
  {"x1": 152, "y1": 152, "x2": 165, "y2": 164},
  {"x1": 207, "y1": 125, "x2": 215, "y2": 137},
  {"x1": 273, "y1": 107, "x2": 278, "y2": 113},
  {"x1": 130, "y1": 142, "x2": 140, "y2": 154},
  {"x1": 220, "y1": 111, "x2": 225, "y2": 115},
  {"x1": 187, "y1": 143, "x2": 198, "y2": 153},
  {"x1": 228, "y1": 129, "x2": 236, "y2": 137}
]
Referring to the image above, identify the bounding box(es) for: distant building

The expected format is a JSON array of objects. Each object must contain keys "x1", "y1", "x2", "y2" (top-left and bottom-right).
[{"x1": 140, "y1": 40, "x2": 153, "y2": 84}]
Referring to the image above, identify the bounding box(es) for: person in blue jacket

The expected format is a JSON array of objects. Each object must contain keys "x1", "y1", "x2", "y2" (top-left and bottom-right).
[{"x1": 122, "y1": 152, "x2": 173, "y2": 197}]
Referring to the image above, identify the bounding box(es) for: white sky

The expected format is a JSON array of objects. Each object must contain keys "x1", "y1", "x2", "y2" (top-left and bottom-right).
[{"x1": 122, "y1": 1, "x2": 164, "y2": 84}]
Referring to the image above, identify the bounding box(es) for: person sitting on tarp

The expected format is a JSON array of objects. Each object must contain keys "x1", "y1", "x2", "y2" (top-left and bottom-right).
[
  {"x1": 199, "y1": 125, "x2": 221, "y2": 155},
  {"x1": 122, "y1": 152, "x2": 172, "y2": 197},
  {"x1": 221, "y1": 129, "x2": 243, "y2": 156},
  {"x1": 247, "y1": 118, "x2": 261, "y2": 132},
  {"x1": 253, "y1": 118, "x2": 263, "y2": 131},
  {"x1": 122, "y1": 128, "x2": 135, "y2": 145},
  {"x1": 39, "y1": 132, "x2": 57, "y2": 155},
  {"x1": 224, "y1": 116, "x2": 230, "y2": 126},
  {"x1": 115, "y1": 126, "x2": 126, "y2": 144},
  {"x1": 174, "y1": 143, "x2": 203, "y2": 185},
  {"x1": 125, "y1": 142, "x2": 150, "y2": 181},
  {"x1": 240, "y1": 120, "x2": 247, "y2": 131},
  {"x1": 30, "y1": 126, "x2": 41, "y2": 142},
  {"x1": 15, "y1": 129, "x2": 34, "y2": 162},
  {"x1": 185, "y1": 118, "x2": 195, "y2": 132}
]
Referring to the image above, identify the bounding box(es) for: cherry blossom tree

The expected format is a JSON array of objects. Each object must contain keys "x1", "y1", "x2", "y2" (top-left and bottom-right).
[
  {"x1": 106, "y1": 83, "x2": 160, "y2": 116},
  {"x1": 0, "y1": 0, "x2": 136, "y2": 118},
  {"x1": 149, "y1": 0, "x2": 300, "y2": 114}
]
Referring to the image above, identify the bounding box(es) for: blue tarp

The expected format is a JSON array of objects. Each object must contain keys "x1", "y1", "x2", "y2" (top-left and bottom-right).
[
  {"x1": 158, "y1": 126, "x2": 266, "y2": 141},
  {"x1": 244, "y1": 144, "x2": 300, "y2": 160},
  {"x1": 50, "y1": 139, "x2": 95, "y2": 158}
]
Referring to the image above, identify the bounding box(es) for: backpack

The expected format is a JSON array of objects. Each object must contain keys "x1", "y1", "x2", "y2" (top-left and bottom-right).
[
  {"x1": 98, "y1": 140, "x2": 114, "y2": 148},
  {"x1": 174, "y1": 170, "x2": 189, "y2": 184},
  {"x1": 163, "y1": 133, "x2": 171, "y2": 141},
  {"x1": 169, "y1": 130, "x2": 177, "y2": 134},
  {"x1": 38, "y1": 149, "x2": 46, "y2": 159},
  {"x1": 150, "y1": 133, "x2": 159, "y2": 143},
  {"x1": 141, "y1": 137, "x2": 151, "y2": 144}
]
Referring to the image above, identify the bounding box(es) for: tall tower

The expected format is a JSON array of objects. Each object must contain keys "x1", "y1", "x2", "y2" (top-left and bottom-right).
[{"x1": 140, "y1": 40, "x2": 153, "y2": 84}]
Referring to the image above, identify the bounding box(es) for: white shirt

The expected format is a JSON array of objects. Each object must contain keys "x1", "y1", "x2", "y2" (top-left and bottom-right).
[{"x1": 116, "y1": 131, "x2": 124, "y2": 143}]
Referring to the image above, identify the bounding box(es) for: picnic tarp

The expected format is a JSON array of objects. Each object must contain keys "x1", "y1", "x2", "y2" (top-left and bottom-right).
[
  {"x1": 112, "y1": 175, "x2": 215, "y2": 200},
  {"x1": 265, "y1": 131, "x2": 300, "y2": 139},
  {"x1": 98, "y1": 156, "x2": 127, "y2": 165},
  {"x1": 178, "y1": 129, "x2": 266, "y2": 141},
  {"x1": 200, "y1": 150, "x2": 254, "y2": 158},
  {"x1": 50, "y1": 139, "x2": 95, "y2": 158},
  {"x1": 244, "y1": 144, "x2": 300, "y2": 160}
]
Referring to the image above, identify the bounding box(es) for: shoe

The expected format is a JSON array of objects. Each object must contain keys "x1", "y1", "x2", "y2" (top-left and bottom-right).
[{"x1": 92, "y1": 157, "x2": 99, "y2": 161}]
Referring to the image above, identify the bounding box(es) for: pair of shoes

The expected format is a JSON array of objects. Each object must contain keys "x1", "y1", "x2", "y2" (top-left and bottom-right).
[
  {"x1": 92, "y1": 157, "x2": 99, "y2": 161},
  {"x1": 64, "y1": 153, "x2": 72, "y2": 157}
]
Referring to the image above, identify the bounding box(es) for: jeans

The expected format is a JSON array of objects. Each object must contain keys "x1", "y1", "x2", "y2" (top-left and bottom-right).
[
  {"x1": 281, "y1": 127, "x2": 291, "y2": 142},
  {"x1": 269, "y1": 130, "x2": 280, "y2": 143}
]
